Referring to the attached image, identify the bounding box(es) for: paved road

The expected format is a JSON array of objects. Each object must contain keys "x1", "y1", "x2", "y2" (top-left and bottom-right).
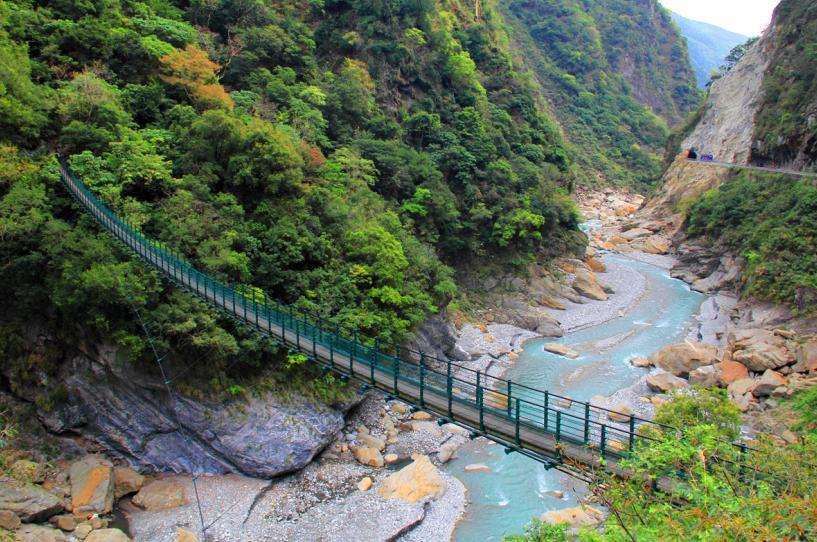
[{"x1": 688, "y1": 159, "x2": 817, "y2": 178}]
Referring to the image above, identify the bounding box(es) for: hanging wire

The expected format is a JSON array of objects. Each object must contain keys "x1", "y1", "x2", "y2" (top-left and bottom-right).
[{"x1": 128, "y1": 296, "x2": 208, "y2": 538}]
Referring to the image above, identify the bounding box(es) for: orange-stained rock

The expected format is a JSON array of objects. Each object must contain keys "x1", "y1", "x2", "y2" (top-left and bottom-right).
[
  {"x1": 69, "y1": 456, "x2": 114, "y2": 515},
  {"x1": 586, "y1": 257, "x2": 606, "y2": 273},
  {"x1": 719, "y1": 360, "x2": 749, "y2": 385},
  {"x1": 132, "y1": 480, "x2": 187, "y2": 511}
]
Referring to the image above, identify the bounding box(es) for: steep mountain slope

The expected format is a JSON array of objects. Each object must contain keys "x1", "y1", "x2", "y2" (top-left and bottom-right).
[
  {"x1": 671, "y1": 12, "x2": 749, "y2": 88},
  {"x1": 646, "y1": 0, "x2": 817, "y2": 308},
  {"x1": 500, "y1": 0, "x2": 700, "y2": 188}
]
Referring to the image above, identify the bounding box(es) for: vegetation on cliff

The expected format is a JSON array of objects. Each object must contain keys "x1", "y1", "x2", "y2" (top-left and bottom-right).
[
  {"x1": 753, "y1": 0, "x2": 817, "y2": 167},
  {"x1": 499, "y1": 0, "x2": 700, "y2": 189},
  {"x1": 0, "y1": 0, "x2": 588, "y2": 398},
  {"x1": 686, "y1": 171, "x2": 817, "y2": 310},
  {"x1": 506, "y1": 388, "x2": 817, "y2": 541}
]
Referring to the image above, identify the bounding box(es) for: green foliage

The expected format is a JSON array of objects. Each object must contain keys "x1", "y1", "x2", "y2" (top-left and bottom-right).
[
  {"x1": 652, "y1": 387, "x2": 740, "y2": 440},
  {"x1": 501, "y1": 0, "x2": 700, "y2": 189},
  {"x1": 0, "y1": 29, "x2": 50, "y2": 144},
  {"x1": 753, "y1": 0, "x2": 817, "y2": 165},
  {"x1": 503, "y1": 520, "x2": 569, "y2": 542},
  {"x1": 686, "y1": 171, "x2": 817, "y2": 306},
  {"x1": 0, "y1": 0, "x2": 587, "y2": 405},
  {"x1": 508, "y1": 387, "x2": 817, "y2": 541},
  {"x1": 791, "y1": 385, "x2": 817, "y2": 434}
]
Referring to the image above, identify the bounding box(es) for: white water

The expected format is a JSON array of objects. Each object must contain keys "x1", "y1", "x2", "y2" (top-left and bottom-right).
[{"x1": 446, "y1": 253, "x2": 704, "y2": 541}]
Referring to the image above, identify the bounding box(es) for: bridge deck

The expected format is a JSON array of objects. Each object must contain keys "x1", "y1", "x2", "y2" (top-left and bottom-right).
[{"x1": 60, "y1": 164, "x2": 665, "y2": 475}]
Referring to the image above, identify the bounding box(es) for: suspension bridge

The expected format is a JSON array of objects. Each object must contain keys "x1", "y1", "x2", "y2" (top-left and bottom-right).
[{"x1": 60, "y1": 163, "x2": 689, "y2": 479}]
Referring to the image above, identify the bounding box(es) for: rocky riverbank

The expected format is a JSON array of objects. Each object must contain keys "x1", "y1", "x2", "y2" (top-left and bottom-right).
[{"x1": 586, "y1": 186, "x2": 817, "y2": 440}]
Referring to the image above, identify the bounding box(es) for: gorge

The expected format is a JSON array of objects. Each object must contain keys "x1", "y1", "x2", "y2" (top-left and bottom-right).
[{"x1": 2, "y1": 0, "x2": 817, "y2": 540}]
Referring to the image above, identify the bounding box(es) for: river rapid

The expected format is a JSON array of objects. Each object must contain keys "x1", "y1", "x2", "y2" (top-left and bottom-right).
[{"x1": 446, "y1": 252, "x2": 705, "y2": 541}]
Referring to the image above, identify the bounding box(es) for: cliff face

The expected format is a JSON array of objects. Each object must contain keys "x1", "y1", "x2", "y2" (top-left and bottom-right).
[
  {"x1": 644, "y1": 21, "x2": 776, "y2": 226},
  {"x1": 650, "y1": 0, "x2": 817, "y2": 224},
  {"x1": 594, "y1": 0, "x2": 700, "y2": 124},
  {"x1": 3, "y1": 324, "x2": 348, "y2": 477}
]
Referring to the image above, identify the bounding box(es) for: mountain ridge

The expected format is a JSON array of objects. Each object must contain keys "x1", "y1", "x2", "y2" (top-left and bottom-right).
[{"x1": 670, "y1": 11, "x2": 749, "y2": 88}]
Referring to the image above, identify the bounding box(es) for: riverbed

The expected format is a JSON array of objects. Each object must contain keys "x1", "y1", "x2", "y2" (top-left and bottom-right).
[{"x1": 445, "y1": 253, "x2": 705, "y2": 541}]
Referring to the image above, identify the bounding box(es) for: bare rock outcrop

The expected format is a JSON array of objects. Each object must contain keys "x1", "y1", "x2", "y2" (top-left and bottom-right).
[
  {"x1": 6, "y1": 337, "x2": 349, "y2": 479},
  {"x1": 642, "y1": 24, "x2": 776, "y2": 226}
]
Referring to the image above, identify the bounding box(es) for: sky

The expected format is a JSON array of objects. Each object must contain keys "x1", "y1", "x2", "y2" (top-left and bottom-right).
[{"x1": 659, "y1": 0, "x2": 779, "y2": 36}]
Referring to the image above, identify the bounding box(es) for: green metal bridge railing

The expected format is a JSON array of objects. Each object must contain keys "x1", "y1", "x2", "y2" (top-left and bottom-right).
[{"x1": 58, "y1": 162, "x2": 695, "y2": 467}]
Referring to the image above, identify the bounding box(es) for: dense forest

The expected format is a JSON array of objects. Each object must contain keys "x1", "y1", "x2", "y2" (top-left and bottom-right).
[
  {"x1": 686, "y1": 171, "x2": 817, "y2": 308},
  {"x1": 0, "y1": 0, "x2": 598, "y2": 399},
  {"x1": 499, "y1": 0, "x2": 699, "y2": 188}
]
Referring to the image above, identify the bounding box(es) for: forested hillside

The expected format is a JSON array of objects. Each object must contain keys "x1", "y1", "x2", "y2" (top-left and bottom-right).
[
  {"x1": 0, "y1": 0, "x2": 591, "y2": 399},
  {"x1": 671, "y1": 12, "x2": 748, "y2": 88},
  {"x1": 500, "y1": 0, "x2": 699, "y2": 188}
]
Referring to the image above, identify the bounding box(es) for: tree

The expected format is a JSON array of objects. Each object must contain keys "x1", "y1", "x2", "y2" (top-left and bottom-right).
[
  {"x1": 0, "y1": 31, "x2": 50, "y2": 144},
  {"x1": 160, "y1": 45, "x2": 234, "y2": 110}
]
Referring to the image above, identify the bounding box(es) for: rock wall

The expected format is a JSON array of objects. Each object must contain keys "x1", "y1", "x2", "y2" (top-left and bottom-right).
[
  {"x1": 644, "y1": 21, "x2": 777, "y2": 226},
  {"x1": 4, "y1": 328, "x2": 347, "y2": 479}
]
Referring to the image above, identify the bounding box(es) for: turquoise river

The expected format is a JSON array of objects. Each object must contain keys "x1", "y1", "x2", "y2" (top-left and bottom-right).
[{"x1": 447, "y1": 252, "x2": 705, "y2": 541}]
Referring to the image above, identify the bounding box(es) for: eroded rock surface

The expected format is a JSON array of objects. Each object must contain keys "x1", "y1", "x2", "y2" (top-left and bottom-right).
[{"x1": 19, "y1": 342, "x2": 348, "y2": 478}]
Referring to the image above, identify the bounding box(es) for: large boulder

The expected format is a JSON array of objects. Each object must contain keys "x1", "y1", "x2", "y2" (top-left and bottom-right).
[
  {"x1": 0, "y1": 478, "x2": 63, "y2": 522},
  {"x1": 641, "y1": 235, "x2": 671, "y2": 255},
  {"x1": 586, "y1": 257, "x2": 606, "y2": 273},
  {"x1": 132, "y1": 479, "x2": 187, "y2": 511},
  {"x1": 719, "y1": 360, "x2": 749, "y2": 385},
  {"x1": 14, "y1": 524, "x2": 67, "y2": 542},
  {"x1": 352, "y1": 446, "x2": 384, "y2": 468},
  {"x1": 727, "y1": 378, "x2": 758, "y2": 398},
  {"x1": 572, "y1": 270, "x2": 608, "y2": 301},
  {"x1": 646, "y1": 372, "x2": 689, "y2": 393},
  {"x1": 730, "y1": 329, "x2": 794, "y2": 371},
  {"x1": 752, "y1": 370, "x2": 787, "y2": 397},
  {"x1": 113, "y1": 467, "x2": 144, "y2": 499},
  {"x1": 436, "y1": 441, "x2": 459, "y2": 464},
  {"x1": 794, "y1": 339, "x2": 817, "y2": 374},
  {"x1": 651, "y1": 341, "x2": 719, "y2": 377},
  {"x1": 70, "y1": 455, "x2": 114, "y2": 515},
  {"x1": 621, "y1": 228, "x2": 652, "y2": 241},
  {"x1": 689, "y1": 365, "x2": 721, "y2": 388},
  {"x1": 404, "y1": 313, "x2": 468, "y2": 363},
  {"x1": 540, "y1": 505, "x2": 604, "y2": 529},
  {"x1": 543, "y1": 343, "x2": 579, "y2": 359},
  {"x1": 535, "y1": 316, "x2": 564, "y2": 338},
  {"x1": 377, "y1": 456, "x2": 444, "y2": 503},
  {"x1": 607, "y1": 404, "x2": 633, "y2": 423},
  {"x1": 0, "y1": 510, "x2": 21, "y2": 530}
]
